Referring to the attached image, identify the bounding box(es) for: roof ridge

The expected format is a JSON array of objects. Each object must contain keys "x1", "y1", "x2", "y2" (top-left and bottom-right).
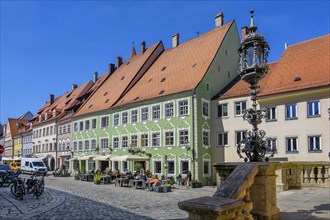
[{"x1": 287, "y1": 33, "x2": 329, "y2": 49}]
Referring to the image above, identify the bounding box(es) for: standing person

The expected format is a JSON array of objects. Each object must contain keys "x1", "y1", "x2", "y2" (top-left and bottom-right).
[{"x1": 186, "y1": 170, "x2": 192, "y2": 188}]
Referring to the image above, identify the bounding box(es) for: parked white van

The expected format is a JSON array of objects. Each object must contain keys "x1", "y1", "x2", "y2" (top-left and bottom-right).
[{"x1": 21, "y1": 158, "x2": 47, "y2": 175}]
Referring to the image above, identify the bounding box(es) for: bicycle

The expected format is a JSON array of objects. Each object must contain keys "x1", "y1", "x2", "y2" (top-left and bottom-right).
[
  {"x1": 0, "y1": 170, "x2": 15, "y2": 187},
  {"x1": 26, "y1": 173, "x2": 45, "y2": 199},
  {"x1": 10, "y1": 173, "x2": 26, "y2": 200}
]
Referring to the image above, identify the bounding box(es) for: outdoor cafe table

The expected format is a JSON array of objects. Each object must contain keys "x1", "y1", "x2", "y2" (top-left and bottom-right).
[
  {"x1": 129, "y1": 179, "x2": 145, "y2": 189},
  {"x1": 115, "y1": 177, "x2": 125, "y2": 187}
]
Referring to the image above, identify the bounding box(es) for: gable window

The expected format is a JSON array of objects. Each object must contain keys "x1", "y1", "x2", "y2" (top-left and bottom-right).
[
  {"x1": 217, "y1": 132, "x2": 228, "y2": 146},
  {"x1": 131, "y1": 110, "x2": 138, "y2": 123},
  {"x1": 91, "y1": 119, "x2": 97, "y2": 129},
  {"x1": 74, "y1": 122, "x2": 78, "y2": 132},
  {"x1": 131, "y1": 135, "x2": 138, "y2": 148},
  {"x1": 141, "y1": 134, "x2": 148, "y2": 147},
  {"x1": 203, "y1": 130, "x2": 210, "y2": 146},
  {"x1": 91, "y1": 139, "x2": 96, "y2": 150},
  {"x1": 266, "y1": 138, "x2": 277, "y2": 153},
  {"x1": 165, "y1": 102, "x2": 174, "y2": 118},
  {"x1": 101, "y1": 116, "x2": 109, "y2": 128},
  {"x1": 178, "y1": 99, "x2": 189, "y2": 116},
  {"x1": 236, "y1": 131, "x2": 247, "y2": 145},
  {"x1": 286, "y1": 137, "x2": 298, "y2": 152},
  {"x1": 122, "y1": 136, "x2": 128, "y2": 148},
  {"x1": 165, "y1": 131, "x2": 174, "y2": 146},
  {"x1": 141, "y1": 107, "x2": 149, "y2": 121},
  {"x1": 202, "y1": 100, "x2": 209, "y2": 117},
  {"x1": 113, "y1": 137, "x2": 119, "y2": 149},
  {"x1": 179, "y1": 130, "x2": 189, "y2": 145},
  {"x1": 100, "y1": 138, "x2": 108, "y2": 149},
  {"x1": 217, "y1": 104, "x2": 228, "y2": 118},
  {"x1": 308, "y1": 136, "x2": 322, "y2": 152},
  {"x1": 85, "y1": 140, "x2": 90, "y2": 151},
  {"x1": 152, "y1": 133, "x2": 160, "y2": 147},
  {"x1": 113, "y1": 114, "x2": 120, "y2": 127},
  {"x1": 307, "y1": 101, "x2": 320, "y2": 118},
  {"x1": 152, "y1": 105, "x2": 161, "y2": 120},
  {"x1": 154, "y1": 161, "x2": 162, "y2": 174},
  {"x1": 235, "y1": 101, "x2": 247, "y2": 116},
  {"x1": 79, "y1": 121, "x2": 84, "y2": 131},
  {"x1": 85, "y1": 120, "x2": 90, "y2": 130},
  {"x1": 267, "y1": 107, "x2": 277, "y2": 121},
  {"x1": 286, "y1": 104, "x2": 297, "y2": 120},
  {"x1": 122, "y1": 112, "x2": 128, "y2": 125}
]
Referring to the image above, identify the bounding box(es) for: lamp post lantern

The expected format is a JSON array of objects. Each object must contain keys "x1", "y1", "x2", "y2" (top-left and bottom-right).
[{"x1": 237, "y1": 10, "x2": 275, "y2": 162}]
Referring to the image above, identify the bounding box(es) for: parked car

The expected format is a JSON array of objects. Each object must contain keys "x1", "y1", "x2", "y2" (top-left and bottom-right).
[
  {"x1": 21, "y1": 158, "x2": 47, "y2": 175},
  {"x1": 0, "y1": 164, "x2": 15, "y2": 174},
  {"x1": 9, "y1": 161, "x2": 21, "y2": 171}
]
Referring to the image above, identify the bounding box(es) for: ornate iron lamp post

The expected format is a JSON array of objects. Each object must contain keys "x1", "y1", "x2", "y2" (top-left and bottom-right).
[{"x1": 237, "y1": 10, "x2": 275, "y2": 162}]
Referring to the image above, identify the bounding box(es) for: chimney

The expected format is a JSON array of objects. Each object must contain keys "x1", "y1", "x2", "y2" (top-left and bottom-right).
[
  {"x1": 215, "y1": 12, "x2": 224, "y2": 28},
  {"x1": 241, "y1": 26, "x2": 248, "y2": 39},
  {"x1": 50, "y1": 94, "x2": 54, "y2": 105},
  {"x1": 94, "y1": 72, "x2": 98, "y2": 82},
  {"x1": 285, "y1": 43, "x2": 288, "y2": 50},
  {"x1": 117, "y1": 56, "x2": 123, "y2": 68},
  {"x1": 141, "y1": 41, "x2": 146, "y2": 53},
  {"x1": 109, "y1": 63, "x2": 115, "y2": 74},
  {"x1": 172, "y1": 33, "x2": 180, "y2": 48},
  {"x1": 130, "y1": 42, "x2": 137, "y2": 58},
  {"x1": 72, "y1": 84, "x2": 78, "y2": 90}
]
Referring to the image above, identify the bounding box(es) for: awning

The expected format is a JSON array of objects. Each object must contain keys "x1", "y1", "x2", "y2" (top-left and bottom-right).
[
  {"x1": 111, "y1": 155, "x2": 149, "y2": 162},
  {"x1": 93, "y1": 155, "x2": 113, "y2": 161},
  {"x1": 78, "y1": 155, "x2": 96, "y2": 160}
]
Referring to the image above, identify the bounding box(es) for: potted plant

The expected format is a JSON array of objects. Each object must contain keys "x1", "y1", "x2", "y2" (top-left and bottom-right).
[
  {"x1": 191, "y1": 180, "x2": 202, "y2": 188},
  {"x1": 163, "y1": 183, "x2": 171, "y2": 193}
]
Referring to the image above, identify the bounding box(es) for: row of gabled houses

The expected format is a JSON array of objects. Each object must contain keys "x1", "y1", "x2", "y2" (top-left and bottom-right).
[{"x1": 0, "y1": 12, "x2": 329, "y2": 185}]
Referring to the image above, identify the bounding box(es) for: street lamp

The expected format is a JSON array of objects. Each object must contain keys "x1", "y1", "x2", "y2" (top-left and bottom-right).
[{"x1": 237, "y1": 10, "x2": 275, "y2": 162}]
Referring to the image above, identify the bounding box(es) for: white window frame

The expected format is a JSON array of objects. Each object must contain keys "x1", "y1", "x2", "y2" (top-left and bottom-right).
[
  {"x1": 152, "y1": 132, "x2": 160, "y2": 148},
  {"x1": 202, "y1": 99, "x2": 210, "y2": 118},
  {"x1": 85, "y1": 120, "x2": 90, "y2": 130},
  {"x1": 131, "y1": 109, "x2": 138, "y2": 124},
  {"x1": 178, "y1": 129, "x2": 189, "y2": 146},
  {"x1": 113, "y1": 136, "x2": 119, "y2": 149},
  {"x1": 307, "y1": 101, "x2": 320, "y2": 118},
  {"x1": 266, "y1": 106, "x2": 277, "y2": 122},
  {"x1": 141, "y1": 107, "x2": 149, "y2": 122},
  {"x1": 130, "y1": 134, "x2": 138, "y2": 148},
  {"x1": 91, "y1": 139, "x2": 96, "y2": 150},
  {"x1": 141, "y1": 133, "x2": 149, "y2": 148},
  {"x1": 203, "y1": 159, "x2": 211, "y2": 177},
  {"x1": 286, "y1": 104, "x2": 297, "y2": 120},
  {"x1": 113, "y1": 113, "x2": 120, "y2": 127},
  {"x1": 152, "y1": 105, "x2": 161, "y2": 120},
  {"x1": 101, "y1": 116, "x2": 109, "y2": 128},
  {"x1": 84, "y1": 140, "x2": 90, "y2": 151},
  {"x1": 100, "y1": 138, "x2": 109, "y2": 149},
  {"x1": 202, "y1": 129, "x2": 210, "y2": 147},
  {"x1": 286, "y1": 137, "x2": 299, "y2": 153},
  {"x1": 178, "y1": 99, "x2": 189, "y2": 116},
  {"x1": 122, "y1": 136, "x2": 128, "y2": 148},
  {"x1": 217, "y1": 132, "x2": 229, "y2": 147},
  {"x1": 164, "y1": 102, "x2": 174, "y2": 118},
  {"x1": 217, "y1": 103, "x2": 228, "y2": 118},
  {"x1": 153, "y1": 160, "x2": 162, "y2": 175},
  {"x1": 236, "y1": 130, "x2": 247, "y2": 145},
  {"x1": 165, "y1": 131, "x2": 174, "y2": 146},
  {"x1": 122, "y1": 111, "x2": 128, "y2": 125},
  {"x1": 266, "y1": 138, "x2": 277, "y2": 153},
  {"x1": 308, "y1": 136, "x2": 322, "y2": 152},
  {"x1": 235, "y1": 101, "x2": 247, "y2": 116},
  {"x1": 91, "y1": 118, "x2": 97, "y2": 129}
]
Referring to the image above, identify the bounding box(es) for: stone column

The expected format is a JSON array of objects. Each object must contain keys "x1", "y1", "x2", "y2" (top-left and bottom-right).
[{"x1": 250, "y1": 162, "x2": 282, "y2": 220}]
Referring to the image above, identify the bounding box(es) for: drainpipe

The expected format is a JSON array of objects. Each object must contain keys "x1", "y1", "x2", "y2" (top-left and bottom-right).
[{"x1": 192, "y1": 93, "x2": 198, "y2": 181}]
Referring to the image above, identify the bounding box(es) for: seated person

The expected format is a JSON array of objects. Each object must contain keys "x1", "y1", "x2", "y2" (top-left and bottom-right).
[{"x1": 176, "y1": 173, "x2": 183, "y2": 185}]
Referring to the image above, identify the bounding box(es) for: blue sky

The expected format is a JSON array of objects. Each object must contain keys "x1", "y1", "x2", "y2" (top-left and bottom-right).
[{"x1": 0, "y1": 1, "x2": 329, "y2": 124}]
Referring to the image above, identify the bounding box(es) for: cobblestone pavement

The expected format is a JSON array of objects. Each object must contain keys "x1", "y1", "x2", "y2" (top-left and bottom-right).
[{"x1": 1, "y1": 174, "x2": 329, "y2": 220}]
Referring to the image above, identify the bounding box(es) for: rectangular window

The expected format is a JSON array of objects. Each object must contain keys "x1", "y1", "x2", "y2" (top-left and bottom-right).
[
  {"x1": 266, "y1": 138, "x2": 277, "y2": 153},
  {"x1": 203, "y1": 160, "x2": 210, "y2": 175},
  {"x1": 79, "y1": 121, "x2": 84, "y2": 131},
  {"x1": 91, "y1": 119, "x2": 97, "y2": 129},
  {"x1": 114, "y1": 161, "x2": 119, "y2": 171},
  {"x1": 74, "y1": 122, "x2": 78, "y2": 132},
  {"x1": 286, "y1": 104, "x2": 297, "y2": 120},
  {"x1": 141, "y1": 107, "x2": 149, "y2": 121},
  {"x1": 217, "y1": 104, "x2": 228, "y2": 117},
  {"x1": 181, "y1": 161, "x2": 189, "y2": 174},
  {"x1": 168, "y1": 161, "x2": 175, "y2": 174},
  {"x1": 100, "y1": 138, "x2": 108, "y2": 149},
  {"x1": 122, "y1": 112, "x2": 128, "y2": 125},
  {"x1": 235, "y1": 101, "x2": 247, "y2": 116},
  {"x1": 165, "y1": 131, "x2": 174, "y2": 146},
  {"x1": 91, "y1": 139, "x2": 96, "y2": 150},
  {"x1": 131, "y1": 110, "x2": 138, "y2": 123},
  {"x1": 165, "y1": 102, "x2": 174, "y2": 118},
  {"x1": 286, "y1": 137, "x2": 298, "y2": 152},
  {"x1": 218, "y1": 132, "x2": 228, "y2": 146},
  {"x1": 141, "y1": 134, "x2": 148, "y2": 147},
  {"x1": 67, "y1": 124, "x2": 70, "y2": 133},
  {"x1": 59, "y1": 126, "x2": 62, "y2": 134},
  {"x1": 308, "y1": 136, "x2": 322, "y2": 151},
  {"x1": 178, "y1": 100, "x2": 189, "y2": 116},
  {"x1": 85, "y1": 120, "x2": 90, "y2": 130},
  {"x1": 307, "y1": 101, "x2": 320, "y2": 117},
  {"x1": 203, "y1": 130, "x2": 210, "y2": 146},
  {"x1": 62, "y1": 125, "x2": 66, "y2": 133},
  {"x1": 202, "y1": 101, "x2": 209, "y2": 117},
  {"x1": 131, "y1": 135, "x2": 138, "y2": 148},
  {"x1": 84, "y1": 140, "x2": 89, "y2": 150},
  {"x1": 101, "y1": 116, "x2": 109, "y2": 128},
  {"x1": 113, "y1": 137, "x2": 119, "y2": 149},
  {"x1": 267, "y1": 107, "x2": 277, "y2": 121},
  {"x1": 46, "y1": 127, "x2": 49, "y2": 136},
  {"x1": 113, "y1": 114, "x2": 119, "y2": 127},
  {"x1": 154, "y1": 161, "x2": 162, "y2": 174},
  {"x1": 152, "y1": 105, "x2": 161, "y2": 120},
  {"x1": 152, "y1": 133, "x2": 160, "y2": 147},
  {"x1": 122, "y1": 136, "x2": 128, "y2": 148},
  {"x1": 73, "y1": 142, "x2": 78, "y2": 151},
  {"x1": 123, "y1": 161, "x2": 128, "y2": 172},
  {"x1": 179, "y1": 130, "x2": 189, "y2": 145},
  {"x1": 78, "y1": 141, "x2": 83, "y2": 151},
  {"x1": 236, "y1": 131, "x2": 247, "y2": 145}
]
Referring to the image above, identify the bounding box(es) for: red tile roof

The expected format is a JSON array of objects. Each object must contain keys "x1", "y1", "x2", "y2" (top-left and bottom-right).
[
  {"x1": 114, "y1": 21, "x2": 234, "y2": 107},
  {"x1": 74, "y1": 41, "x2": 163, "y2": 117}
]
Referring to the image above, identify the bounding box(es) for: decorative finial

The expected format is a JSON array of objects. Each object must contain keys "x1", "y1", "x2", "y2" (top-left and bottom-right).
[{"x1": 250, "y1": 9, "x2": 255, "y2": 28}]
